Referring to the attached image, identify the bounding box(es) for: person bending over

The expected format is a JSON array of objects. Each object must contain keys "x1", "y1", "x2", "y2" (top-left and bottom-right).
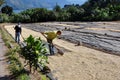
[{"x1": 41, "y1": 30, "x2": 61, "y2": 55}]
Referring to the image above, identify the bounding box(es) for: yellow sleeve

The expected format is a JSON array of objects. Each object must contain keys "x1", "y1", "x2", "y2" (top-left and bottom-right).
[{"x1": 44, "y1": 32, "x2": 48, "y2": 34}]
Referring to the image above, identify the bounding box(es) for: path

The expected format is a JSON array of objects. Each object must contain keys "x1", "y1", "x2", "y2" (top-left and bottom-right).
[
  {"x1": 4, "y1": 24, "x2": 120, "y2": 80},
  {"x1": 0, "y1": 33, "x2": 10, "y2": 80}
]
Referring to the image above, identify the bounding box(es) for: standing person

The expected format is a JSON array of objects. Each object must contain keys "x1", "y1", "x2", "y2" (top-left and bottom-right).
[
  {"x1": 41, "y1": 30, "x2": 61, "y2": 55},
  {"x1": 14, "y1": 22, "x2": 22, "y2": 43}
]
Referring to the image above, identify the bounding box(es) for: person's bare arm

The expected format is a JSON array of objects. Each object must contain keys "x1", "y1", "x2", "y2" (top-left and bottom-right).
[{"x1": 40, "y1": 32, "x2": 47, "y2": 39}]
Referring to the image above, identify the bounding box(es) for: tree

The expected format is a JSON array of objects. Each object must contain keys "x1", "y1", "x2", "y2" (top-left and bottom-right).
[
  {"x1": 0, "y1": 0, "x2": 5, "y2": 6},
  {"x1": 53, "y1": 4, "x2": 62, "y2": 12},
  {"x1": 47, "y1": 10, "x2": 56, "y2": 21},
  {"x1": 1, "y1": 5, "x2": 13, "y2": 16},
  {"x1": 31, "y1": 8, "x2": 48, "y2": 22},
  {"x1": 80, "y1": 0, "x2": 120, "y2": 21},
  {"x1": 65, "y1": 6, "x2": 79, "y2": 21}
]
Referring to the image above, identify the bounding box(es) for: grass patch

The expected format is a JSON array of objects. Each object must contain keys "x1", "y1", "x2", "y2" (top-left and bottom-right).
[
  {"x1": 17, "y1": 73, "x2": 30, "y2": 80},
  {"x1": 0, "y1": 25, "x2": 30, "y2": 80}
]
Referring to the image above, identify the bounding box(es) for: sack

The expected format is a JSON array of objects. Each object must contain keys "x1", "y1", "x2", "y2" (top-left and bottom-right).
[{"x1": 57, "y1": 48, "x2": 64, "y2": 55}]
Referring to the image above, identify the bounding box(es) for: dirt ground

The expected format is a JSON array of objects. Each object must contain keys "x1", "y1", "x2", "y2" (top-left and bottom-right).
[
  {"x1": 23, "y1": 22, "x2": 120, "y2": 54},
  {"x1": 0, "y1": 34, "x2": 10, "y2": 80},
  {"x1": 4, "y1": 22, "x2": 120, "y2": 80}
]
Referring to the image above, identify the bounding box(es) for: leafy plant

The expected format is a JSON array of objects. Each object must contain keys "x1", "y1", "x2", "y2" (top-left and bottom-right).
[
  {"x1": 21, "y1": 35, "x2": 48, "y2": 72},
  {"x1": 17, "y1": 73, "x2": 30, "y2": 80}
]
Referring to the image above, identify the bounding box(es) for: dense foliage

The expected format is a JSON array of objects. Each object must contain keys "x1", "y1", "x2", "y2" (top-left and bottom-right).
[
  {"x1": 1, "y1": 5, "x2": 13, "y2": 16},
  {"x1": 0, "y1": 0, "x2": 5, "y2": 6},
  {"x1": 1, "y1": 0, "x2": 120, "y2": 22},
  {"x1": 20, "y1": 35, "x2": 48, "y2": 72}
]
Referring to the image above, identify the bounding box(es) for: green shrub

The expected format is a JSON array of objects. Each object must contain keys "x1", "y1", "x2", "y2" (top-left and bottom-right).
[
  {"x1": 17, "y1": 74, "x2": 30, "y2": 80},
  {"x1": 0, "y1": 13, "x2": 10, "y2": 22},
  {"x1": 21, "y1": 35, "x2": 48, "y2": 72}
]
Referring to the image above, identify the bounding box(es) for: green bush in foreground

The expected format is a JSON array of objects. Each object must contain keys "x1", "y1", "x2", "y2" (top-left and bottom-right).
[{"x1": 21, "y1": 35, "x2": 48, "y2": 72}]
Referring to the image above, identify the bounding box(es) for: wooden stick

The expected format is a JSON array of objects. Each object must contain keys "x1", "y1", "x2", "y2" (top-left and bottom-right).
[{"x1": 21, "y1": 34, "x2": 25, "y2": 41}]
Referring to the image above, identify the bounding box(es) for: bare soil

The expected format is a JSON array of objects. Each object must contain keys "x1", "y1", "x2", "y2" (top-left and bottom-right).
[
  {"x1": 4, "y1": 22, "x2": 120, "y2": 80},
  {"x1": 23, "y1": 22, "x2": 120, "y2": 55},
  {"x1": 0, "y1": 34, "x2": 10, "y2": 80}
]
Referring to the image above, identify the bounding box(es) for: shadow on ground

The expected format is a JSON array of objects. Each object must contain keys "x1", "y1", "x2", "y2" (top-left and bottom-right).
[{"x1": 0, "y1": 75, "x2": 11, "y2": 80}]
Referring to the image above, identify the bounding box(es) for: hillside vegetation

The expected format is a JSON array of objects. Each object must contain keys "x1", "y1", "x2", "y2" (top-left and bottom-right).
[{"x1": 0, "y1": 0, "x2": 120, "y2": 22}]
